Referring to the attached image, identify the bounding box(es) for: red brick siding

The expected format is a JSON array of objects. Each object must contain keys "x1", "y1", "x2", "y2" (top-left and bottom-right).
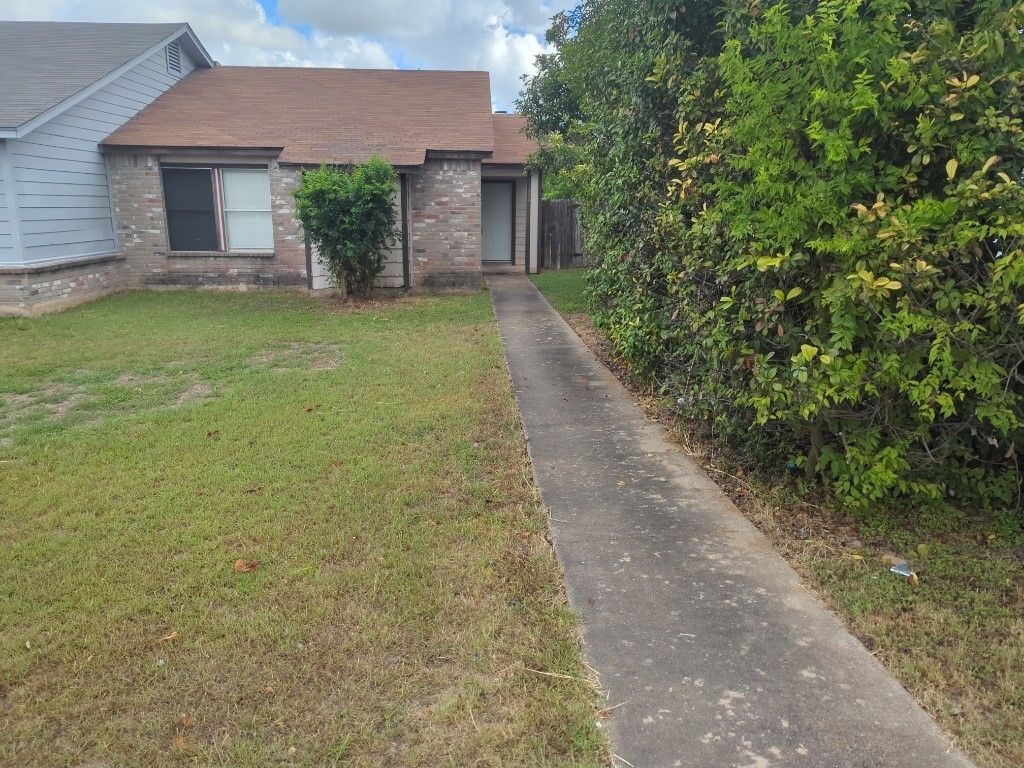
[
  {"x1": 0, "y1": 256, "x2": 127, "y2": 317},
  {"x1": 409, "y1": 158, "x2": 483, "y2": 291},
  {"x1": 106, "y1": 155, "x2": 308, "y2": 289}
]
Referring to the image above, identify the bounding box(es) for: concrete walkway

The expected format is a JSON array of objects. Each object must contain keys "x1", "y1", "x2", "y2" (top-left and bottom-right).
[{"x1": 490, "y1": 276, "x2": 973, "y2": 768}]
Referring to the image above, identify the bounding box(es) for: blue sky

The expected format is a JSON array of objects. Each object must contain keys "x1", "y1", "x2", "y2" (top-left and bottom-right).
[{"x1": 3, "y1": 0, "x2": 577, "y2": 110}]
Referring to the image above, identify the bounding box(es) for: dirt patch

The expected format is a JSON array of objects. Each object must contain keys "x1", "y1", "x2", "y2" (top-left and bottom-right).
[
  {"x1": 1, "y1": 384, "x2": 90, "y2": 426},
  {"x1": 321, "y1": 295, "x2": 420, "y2": 315},
  {"x1": 1, "y1": 373, "x2": 216, "y2": 436},
  {"x1": 250, "y1": 342, "x2": 344, "y2": 372},
  {"x1": 174, "y1": 381, "x2": 213, "y2": 406},
  {"x1": 115, "y1": 374, "x2": 171, "y2": 387}
]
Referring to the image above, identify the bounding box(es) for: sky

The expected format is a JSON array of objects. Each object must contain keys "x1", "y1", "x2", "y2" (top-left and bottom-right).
[{"x1": 3, "y1": 0, "x2": 577, "y2": 111}]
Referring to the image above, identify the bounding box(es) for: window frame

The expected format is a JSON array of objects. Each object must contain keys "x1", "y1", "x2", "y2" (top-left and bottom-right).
[{"x1": 160, "y1": 164, "x2": 274, "y2": 254}]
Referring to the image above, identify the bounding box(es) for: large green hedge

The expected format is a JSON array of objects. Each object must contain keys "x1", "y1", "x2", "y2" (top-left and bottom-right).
[{"x1": 520, "y1": 0, "x2": 1024, "y2": 510}]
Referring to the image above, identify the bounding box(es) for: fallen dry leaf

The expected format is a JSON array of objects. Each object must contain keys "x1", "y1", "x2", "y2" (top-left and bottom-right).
[
  {"x1": 264, "y1": 685, "x2": 275, "y2": 694},
  {"x1": 172, "y1": 735, "x2": 186, "y2": 750},
  {"x1": 181, "y1": 713, "x2": 194, "y2": 728},
  {"x1": 207, "y1": 430, "x2": 220, "y2": 438},
  {"x1": 159, "y1": 631, "x2": 180, "y2": 642},
  {"x1": 303, "y1": 407, "x2": 314, "y2": 413},
  {"x1": 234, "y1": 559, "x2": 263, "y2": 573}
]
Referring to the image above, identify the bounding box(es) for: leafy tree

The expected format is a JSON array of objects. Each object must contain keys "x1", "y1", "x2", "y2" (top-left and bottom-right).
[
  {"x1": 521, "y1": 0, "x2": 1024, "y2": 511},
  {"x1": 293, "y1": 156, "x2": 399, "y2": 298},
  {"x1": 670, "y1": 0, "x2": 1024, "y2": 508}
]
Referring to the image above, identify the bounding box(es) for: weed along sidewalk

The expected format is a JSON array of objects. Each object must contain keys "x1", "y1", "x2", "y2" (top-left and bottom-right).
[{"x1": 490, "y1": 275, "x2": 975, "y2": 768}]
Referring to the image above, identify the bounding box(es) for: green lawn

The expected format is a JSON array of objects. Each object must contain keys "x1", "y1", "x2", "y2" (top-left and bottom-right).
[
  {"x1": 532, "y1": 273, "x2": 1024, "y2": 768},
  {"x1": 0, "y1": 291, "x2": 606, "y2": 767},
  {"x1": 530, "y1": 270, "x2": 590, "y2": 314}
]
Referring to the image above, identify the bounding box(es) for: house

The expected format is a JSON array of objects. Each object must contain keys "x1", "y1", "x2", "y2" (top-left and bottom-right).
[
  {"x1": 0, "y1": 21, "x2": 541, "y2": 316},
  {"x1": 0, "y1": 21, "x2": 214, "y2": 315}
]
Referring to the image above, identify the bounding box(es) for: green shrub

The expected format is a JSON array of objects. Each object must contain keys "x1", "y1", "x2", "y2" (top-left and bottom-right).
[
  {"x1": 294, "y1": 156, "x2": 399, "y2": 298},
  {"x1": 523, "y1": 0, "x2": 1024, "y2": 510}
]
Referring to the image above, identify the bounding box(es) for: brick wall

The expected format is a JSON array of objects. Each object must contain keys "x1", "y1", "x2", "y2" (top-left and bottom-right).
[
  {"x1": 106, "y1": 155, "x2": 307, "y2": 289},
  {"x1": 409, "y1": 158, "x2": 483, "y2": 290},
  {"x1": 0, "y1": 255, "x2": 127, "y2": 317},
  {"x1": 2, "y1": 155, "x2": 486, "y2": 315}
]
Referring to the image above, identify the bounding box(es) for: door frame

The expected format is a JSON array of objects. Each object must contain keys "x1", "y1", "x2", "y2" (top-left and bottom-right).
[{"x1": 481, "y1": 179, "x2": 516, "y2": 266}]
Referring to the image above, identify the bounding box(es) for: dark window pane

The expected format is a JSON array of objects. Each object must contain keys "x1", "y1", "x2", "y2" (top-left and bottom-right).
[
  {"x1": 162, "y1": 168, "x2": 218, "y2": 251},
  {"x1": 167, "y1": 211, "x2": 219, "y2": 251}
]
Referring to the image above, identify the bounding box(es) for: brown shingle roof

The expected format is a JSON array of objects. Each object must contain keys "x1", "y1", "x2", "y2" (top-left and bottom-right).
[
  {"x1": 102, "y1": 66, "x2": 495, "y2": 166},
  {"x1": 484, "y1": 113, "x2": 537, "y2": 165}
]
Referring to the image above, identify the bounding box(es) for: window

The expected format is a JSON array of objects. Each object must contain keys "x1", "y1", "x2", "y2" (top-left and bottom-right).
[{"x1": 161, "y1": 167, "x2": 274, "y2": 252}]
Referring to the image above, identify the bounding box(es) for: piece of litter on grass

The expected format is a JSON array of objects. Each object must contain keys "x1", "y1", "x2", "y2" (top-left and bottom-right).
[
  {"x1": 156, "y1": 659, "x2": 166, "y2": 667},
  {"x1": 181, "y1": 713, "x2": 194, "y2": 728},
  {"x1": 889, "y1": 560, "x2": 919, "y2": 585},
  {"x1": 24, "y1": 640, "x2": 31, "y2": 650},
  {"x1": 234, "y1": 558, "x2": 262, "y2": 573}
]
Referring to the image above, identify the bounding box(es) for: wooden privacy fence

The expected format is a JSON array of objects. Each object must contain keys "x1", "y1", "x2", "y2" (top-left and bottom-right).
[{"x1": 541, "y1": 199, "x2": 588, "y2": 269}]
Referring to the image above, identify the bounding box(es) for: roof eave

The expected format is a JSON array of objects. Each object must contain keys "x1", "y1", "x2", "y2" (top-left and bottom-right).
[
  {"x1": 425, "y1": 149, "x2": 494, "y2": 161},
  {"x1": 102, "y1": 144, "x2": 284, "y2": 157},
  {"x1": 178, "y1": 24, "x2": 215, "y2": 69}
]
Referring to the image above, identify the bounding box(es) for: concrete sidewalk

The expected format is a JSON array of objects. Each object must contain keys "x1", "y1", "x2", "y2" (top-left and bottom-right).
[{"x1": 490, "y1": 276, "x2": 973, "y2": 768}]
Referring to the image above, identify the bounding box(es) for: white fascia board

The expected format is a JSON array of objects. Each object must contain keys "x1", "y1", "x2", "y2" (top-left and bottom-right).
[
  {"x1": 7, "y1": 25, "x2": 213, "y2": 140},
  {"x1": 177, "y1": 24, "x2": 216, "y2": 70}
]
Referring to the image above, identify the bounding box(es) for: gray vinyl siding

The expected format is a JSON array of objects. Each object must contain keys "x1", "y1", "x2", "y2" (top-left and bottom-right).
[
  {"x1": 7, "y1": 44, "x2": 197, "y2": 264},
  {"x1": 0, "y1": 140, "x2": 13, "y2": 262}
]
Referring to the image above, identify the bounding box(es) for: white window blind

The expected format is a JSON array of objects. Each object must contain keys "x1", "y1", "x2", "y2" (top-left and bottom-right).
[{"x1": 221, "y1": 170, "x2": 273, "y2": 251}]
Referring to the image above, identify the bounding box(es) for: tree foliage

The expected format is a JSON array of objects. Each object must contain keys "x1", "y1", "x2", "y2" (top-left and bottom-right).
[
  {"x1": 294, "y1": 156, "x2": 399, "y2": 298},
  {"x1": 520, "y1": 0, "x2": 1024, "y2": 511}
]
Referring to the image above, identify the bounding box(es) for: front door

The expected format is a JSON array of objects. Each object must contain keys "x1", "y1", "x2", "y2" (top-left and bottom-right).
[{"x1": 482, "y1": 182, "x2": 514, "y2": 263}]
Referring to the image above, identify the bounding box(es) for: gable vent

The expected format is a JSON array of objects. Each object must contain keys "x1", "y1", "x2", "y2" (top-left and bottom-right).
[{"x1": 166, "y1": 42, "x2": 182, "y2": 75}]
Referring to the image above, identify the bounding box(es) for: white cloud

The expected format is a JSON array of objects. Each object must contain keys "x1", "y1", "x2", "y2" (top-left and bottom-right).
[{"x1": 2, "y1": 0, "x2": 574, "y2": 107}]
